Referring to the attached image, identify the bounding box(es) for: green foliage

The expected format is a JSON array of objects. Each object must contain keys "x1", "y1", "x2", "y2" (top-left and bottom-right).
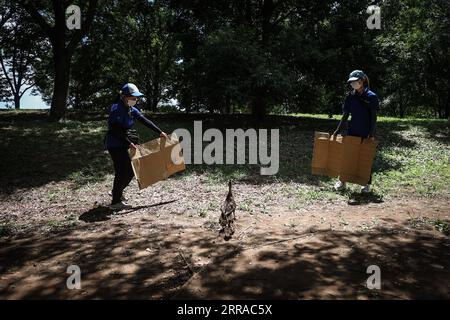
[
  {"x1": 1, "y1": 0, "x2": 449, "y2": 118},
  {"x1": 375, "y1": 0, "x2": 450, "y2": 118}
]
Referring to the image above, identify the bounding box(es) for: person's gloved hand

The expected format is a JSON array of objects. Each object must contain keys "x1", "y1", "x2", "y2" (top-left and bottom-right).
[{"x1": 128, "y1": 143, "x2": 137, "y2": 157}]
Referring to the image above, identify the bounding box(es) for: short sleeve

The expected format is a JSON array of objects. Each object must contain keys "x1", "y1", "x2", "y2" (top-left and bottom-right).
[{"x1": 130, "y1": 106, "x2": 143, "y2": 119}]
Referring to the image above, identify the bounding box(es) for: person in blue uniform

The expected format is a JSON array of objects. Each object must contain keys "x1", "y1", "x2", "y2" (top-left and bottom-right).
[
  {"x1": 332, "y1": 70, "x2": 380, "y2": 193},
  {"x1": 105, "y1": 83, "x2": 169, "y2": 210}
]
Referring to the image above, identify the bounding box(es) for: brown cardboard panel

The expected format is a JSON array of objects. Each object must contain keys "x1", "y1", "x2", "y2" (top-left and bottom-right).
[
  {"x1": 311, "y1": 133, "x2": 378, "y2": 186},
  {"x1": 130, "y1": 133, "x2": 186, "y2": 190},
  {"x1": 326, "y1": 134, "x2": 343, "y2": 178},
  {"x1": 133, "y1": 151, "x2": 166, "y2": 189},
  {"x1": 356, "y1": 138, "x2": 378, "y2": 184},
  {"x1": 339, "y1": 135, "x2": 362, "y2": 183},
  {"x1": 165, "y1": 143, "x2": 186, "y2": 176},
  {"x1": 311, "y1": 132, "x2": 330, "y2": 176}
]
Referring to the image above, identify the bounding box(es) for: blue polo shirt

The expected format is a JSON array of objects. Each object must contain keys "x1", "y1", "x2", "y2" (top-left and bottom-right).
[
  {"x1": 105, "y1": 101, "x2": 144, "y2": 149},
  {"x1": 343, "y1": 88, "x2": 380, "y2": 138}
]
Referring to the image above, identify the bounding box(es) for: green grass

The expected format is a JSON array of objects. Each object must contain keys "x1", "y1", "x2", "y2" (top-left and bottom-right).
[
  {"x1": 40, "y1": 216, "x2": 79, "y2": 234},
  {"x1": 286, "y1": 113, "x2": 338, "y2": 120},
  {"x1": 372, "y1": 126, "x2": 450, "y2": 198},
  {"x1": 281, "y1": 114, "x2": 450, "y2": 201},
  {"x1": 203, "y1": 166, "x2": 251, "y2": 184},
  {"x1": 0, "y1": 112, "x2": 448, "y2": 206},
  {"x1": 433, "y1": 219, "x2": 450, "y2": 235},
  {"x1": 198, "y1": 207, "x2": 208, "y2": 218},
  {"x1": 297, "y1": 186, "x2": 340, "y2": 203},
  {"x1": 0, "y1": 118, "x2": 111, "y2": 192},
  {"x1": 408, "y1": 216, "x2": 450, "y2": 235},
  {"x1": 1, "y1": 111, "x2": 446, "y2": 238},
  {"x1": 238, "y1": 199, "x2": 254, "y2": 213},
  {"x1": 0, "y1": 222, "x2": 17, "y2": 237},
  {"x1": 288, "y1": 113, "x2": 449, "y2": 123}
]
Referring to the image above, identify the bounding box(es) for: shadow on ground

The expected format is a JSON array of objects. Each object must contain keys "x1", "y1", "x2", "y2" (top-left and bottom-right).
[
  {"x1": 0, "y1": 217, "x2": 448, "y2": 299},
  {"x1": 79, "y1": 201, "x2": 178, "y2": 223},
  {"x1": 346, "y1": 191, "x2": 384, "y2": 205}
]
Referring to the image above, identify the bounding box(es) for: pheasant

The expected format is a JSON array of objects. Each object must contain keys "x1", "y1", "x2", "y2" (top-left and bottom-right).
[{"x1": 219, "y1": 180, "x2": 237, "y2": 240}]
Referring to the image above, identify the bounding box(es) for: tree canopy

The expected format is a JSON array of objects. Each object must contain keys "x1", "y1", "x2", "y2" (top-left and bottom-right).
[{"x1": 1, "y1": 0, "x2": 449, "y2": 118}]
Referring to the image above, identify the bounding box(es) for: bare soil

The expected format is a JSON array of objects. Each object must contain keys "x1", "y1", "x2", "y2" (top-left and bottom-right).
[{"x1": 1, "y1": 175, "x2": 449, "y2": 299}]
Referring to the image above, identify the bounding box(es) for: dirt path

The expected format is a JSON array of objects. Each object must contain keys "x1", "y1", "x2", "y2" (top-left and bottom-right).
[
  {"x1": 1, "y1": 193, "x2": 449, "y2": 299},
  {"x1": 1, "y1": 114, "x2": 449, "y2": 299}
]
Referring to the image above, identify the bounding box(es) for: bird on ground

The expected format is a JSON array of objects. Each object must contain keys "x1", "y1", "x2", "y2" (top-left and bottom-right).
[{"x1": 219, "y1": 180, "x2": 236, "y2": 240}]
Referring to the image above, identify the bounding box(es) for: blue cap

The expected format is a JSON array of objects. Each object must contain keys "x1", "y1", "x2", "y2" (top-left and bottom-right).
[
  {"x1": 347, "y1": 70, "x2": 366, "y2": 83},
  {"x1": 121, "y1": 83, "x2": 144, "y2": 97}
]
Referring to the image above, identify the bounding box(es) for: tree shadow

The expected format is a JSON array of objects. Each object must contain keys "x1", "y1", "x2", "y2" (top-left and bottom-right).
[
  {"x1": 0, "y1": 202, "x2": 448, "y2": 300},
  {"x1": 79, "y1": 206, "x2": 114, "y2": 222},
  {"x1": 173, "y1": 222, "x2": 449, "y2": 299},
  {"x1": 346, "y1": 191, "x2": 384, "y2": 206},
  {"x1": 0, "y1": 116, "x2": 112, "y2": 195},
  {"x1": 79, "y1": 200, "x2": 179, "y2": 223},
  {"x1": 389, "y1": 119, "x2": 450, "y2": 147}
]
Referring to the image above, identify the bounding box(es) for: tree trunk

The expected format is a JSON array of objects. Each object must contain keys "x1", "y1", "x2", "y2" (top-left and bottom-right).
[
  {"x1": 261, "y1": 0, "x2": 274, "y2": 46},
  {"x1": 151, "y1": 81, "x2": 159, "y2": 111},
  {"x1": 151, "y1": 97, "x2": 158, "y2": 111},
  {"x1": 151, "y1": 49, "x2": 161, "y2": 111},
  {"x1": 251, "y1": 95, "x2": 266, "y2": 119},
  {"x1": 224, "y1": 94, "x2": 231, "y2": 114},
  {"x1": 398, "y1": 90, "x2": 405, "y2": 118},
  {"x1": 50, "y1": 46, "x2": 71, "y2": 121},
  {"x1": 14, "y1": 93, "x2": 20, "y2": 110},
  {"x1": 437, "y1": 94, "x2": 444, "y2": 119},
  {"x1": 444, "y1": 90, "x2": 450, "y2": 119},
  {"x1": 250, "y1": 0, "x2": 274, "y2": 119},
  {"x1": 21, "y1": 0, "x2": 98, "y2": 121}
]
